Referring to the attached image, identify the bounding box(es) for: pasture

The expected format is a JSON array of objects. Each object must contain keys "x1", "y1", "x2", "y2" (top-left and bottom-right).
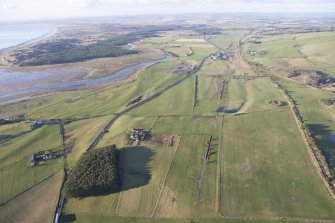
[
  {"x1": 1, "y1": 26, "x2": 335, "y2": 223},
  {"x1": 221, "y1": 109, "x2": 335, "y2": 219},
  {"x1": 0, "y1": 171, "x2": 63, "y2": 223},
  {"x1": 0, "y1": 125, "x2": 62, "y2": 204},
  {"x1": 267, "y1": 72, "x2": 335, "y2": 174},
  {"x1": 243, "y1": 32, "x2": 335, "y2": 76},
  {"x1": 64, "y1": 29, "x2": 335, "y2": 222}
]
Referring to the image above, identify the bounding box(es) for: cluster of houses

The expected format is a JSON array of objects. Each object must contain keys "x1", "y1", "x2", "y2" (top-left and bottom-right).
[
  {"x1": 130, "y1": 128, "x2": 148, "y2": 142},
  {"x1": 211, "y1": 52, "x2": 228, "y2": 60},
  {"x1": 31, "y1": 119, "x2": 62, "y2": 129},
  {"x1": 249, "y1": 50, "x2": 266, "y2": 57},
  {"x1": 29, "y1": 150, "x2": 57, "y2": 166},
  {"x1": 0, "y1": 115, "x2": 24, "y2": 125}
]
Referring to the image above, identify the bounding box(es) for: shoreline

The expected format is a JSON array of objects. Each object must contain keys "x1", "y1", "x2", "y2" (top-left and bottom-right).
[
  {"x1": 0, "y1": 54, "x2": 172, "y2": 105},
  {"x1": 0, "y1": 25, "x2": 58, "y2": 55}
]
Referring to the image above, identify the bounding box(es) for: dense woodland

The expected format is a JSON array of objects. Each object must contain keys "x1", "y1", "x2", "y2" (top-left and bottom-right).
[
  {"x1": 18, "y1": 25, "x2": 181, "y2": 66},
  {"x1": 21, "y1": 41, "x2": 137, "y2": 66},
  {"x1": 65, "y1": 145, "x2": 119, "y2": 197}
]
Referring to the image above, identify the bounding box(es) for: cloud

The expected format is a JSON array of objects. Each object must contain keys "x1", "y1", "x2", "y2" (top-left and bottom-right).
[
  {"x1": 1, "y1": 3, "x2": 19, "y2": 10},
  {"x1": 84, "y1": 0, "x2": 335, "y2": 5},
  {"x1": 0, "y1": 0, "x2": 334, "y2": 21},
  {"x1": 62, "y1": 0, "x2": 96, "y2": 8}
]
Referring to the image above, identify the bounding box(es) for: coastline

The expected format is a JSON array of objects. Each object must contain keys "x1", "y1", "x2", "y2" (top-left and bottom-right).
[
  {"x1": 0, "y1": 25, "x2": 58, "y2": 55},
  {"x1": 0, "y1": 54, "x2": 171, "y2": 105}
]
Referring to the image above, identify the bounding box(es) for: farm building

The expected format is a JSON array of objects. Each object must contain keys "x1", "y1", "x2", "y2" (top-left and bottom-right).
[
  {"x1": 29, "y1": 150, "x2": 57, "y2": 166},
  {"x1": 0, "y1": 115, "x2": 24, "y2": 125},
  {"x1": 211, "y1": 53, "x2": 228, "y2": 60},
  {"x1": 250, "y1": 50, "x2": 257, "y2": 56},
  {"x1": 31, "y1": 119, "x2": 62, "y2": 129},
  {"x1": 130, "y1": 128, "x2": 148, "y2": 141},
  {"x1": 31, "y1": 121, "x2": 43, "y2": 129}
]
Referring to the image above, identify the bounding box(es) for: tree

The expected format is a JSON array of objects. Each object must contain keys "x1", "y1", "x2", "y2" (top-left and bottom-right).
[{"x1": 65, "y1": 145, "x2": 119, "y2": 197}]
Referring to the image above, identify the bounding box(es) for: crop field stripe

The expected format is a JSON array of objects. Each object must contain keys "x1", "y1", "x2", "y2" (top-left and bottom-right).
[
  {"x1": 61, "y1": 214, "x2": 335, "y2": 223},
  {"x1": 215, "y1": 117, "x2": 224, "y2": 215},
  {"x1": 272, "y1": 81, "x2": 335, "y2": 201},
  {"x1": 192, "y1": 75, "x2": 199, "y2": 113},
  {"x1": 115, "y1": 188, "x2": 122, "y2": 215},
  {"x1": 243, "y1": 32, "x2": 335, "y2": 201},
  {"x1": 0, "y1": 170, "x2": 61, "y2": 207},
  {"x1": 151, "y1": 136, "x2": 181, "y2": 217},
  {"x1": 239, "y1": 106, "x2": 289, "y2": 116},
  {"x1": 149, "y1": 116, "x2": 160, "y2": 130},
  {"x1": 86, "y1": 54, "x2": 210, "y2": 152}
]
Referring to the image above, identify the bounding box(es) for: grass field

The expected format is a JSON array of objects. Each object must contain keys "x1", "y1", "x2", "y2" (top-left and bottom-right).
[
  {"x1": 0, "y1": 171, "x2": 63, "y2": 223},
  {"x1": 0, "y1": 59, "x2": 184, "y2": 120},
  {"x1": 64, "y1": 116, "x2": 115, "y2": 168},
  {"x1": 0, "y1": 121, "x2": 31, "y2": 135},
  {"x1": 61, "y1": 215, "x2": 302, "y2": 223},
  {"x1": 197, "y1": 60, "x2": 233, "y2": 76},
  {"x1": 1, "y1": 25, "x2": 335, "y2": 223},
  {"x1": 152, "y1": 116, "x2": 221, "y2": 217},
  {"x1": 96, "y1": 115, "x2": 158, "y2": 148},
  {"x1": 244, "y1": 32, "x2": 335, "y2": 76},
  {"x1": 209, "y1": 32, "x2": 248, "y2": 49},
  {"x1": 263, "y1": 71, "x2": 335, "y2": 175},
  {"x1": 195, "y1": 75, "x2": 227, "y2": 115},
  {"x1": 221, "y1": 109, "x2": 335, "y2": 219},
  {"x1": 127, "y1": 76, "x2": 194, "y2": 117},
  {"x1": 0, "y1": 125, "x2": 62, "y2": 204},
  {"x1": 239, "y1": 78, "x2": 286, "y2": 113},
  {"x1": 61, "y1": 30, "x2": 335, "y2": 222},
  {"x1": 64, "y1": 117, "x2": 179, "y2": 217}
]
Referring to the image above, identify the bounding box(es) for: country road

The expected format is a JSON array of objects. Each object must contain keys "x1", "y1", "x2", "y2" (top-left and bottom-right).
[{"x1": 86, "y1": 55, "x2": 209, "y2": 152}]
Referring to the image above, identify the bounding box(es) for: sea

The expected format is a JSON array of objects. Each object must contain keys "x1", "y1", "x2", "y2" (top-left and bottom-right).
[{"x1": 0, "y1": 23, "x2": 52, "y2": 51}]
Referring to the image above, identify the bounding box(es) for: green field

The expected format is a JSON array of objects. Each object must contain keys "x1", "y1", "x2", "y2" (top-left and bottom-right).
[
  {"x1": 1, "y1": 24, "x2": 335, "y2": 223},
  {"x1": 64, "y1": 116, "x2": 115, "y2": 168},
  {"x1": 263, "y1": 71, "x2": 335, "y2": 175},
  {"x1": 240, "y1": 78, "x2": 286, "y2": 113},
  {"x1": 0, "y1": 59, "x2": 185, "y2": 120},
  {"x1": 221, "y1": 109, "x2": 335, "y2": 219},
  {"x1": 0, "y1": 121, "x2": 31, "y2": 135},
  {"x1": 61, "y1": 215, "x2": 302, "y2": 223},
  {"x1": 0, "y1": 125, "x2": 62, "y2": 204},
  {"x1": 243, "y1": 32, "x2": 335, "y2": 76},
  {"x1": 0, "y1": 171, "x2": 63, "y2": 223}
]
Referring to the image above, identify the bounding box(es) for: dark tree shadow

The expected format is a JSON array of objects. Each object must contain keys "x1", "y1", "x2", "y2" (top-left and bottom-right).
[
  {"x1": 118, "y1": 146, "x2": 155, "y2": 191},
  {"x1": 60, "y1": 214, "x2": 76, "y2": 223},
  {"x1": 60, "y1": 148, "x2": 154, "y2": 222},
  {"x1": 307, "y1": 124, "x2": 335, "y2": 166},
  {"x1": 216, "y1": 102, "x2": 244, "y2": 114}
]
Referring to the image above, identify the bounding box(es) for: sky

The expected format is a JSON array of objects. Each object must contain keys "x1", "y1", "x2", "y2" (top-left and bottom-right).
[{"x1": 0, "y1": 0, "x2": 335, "y2": 22}]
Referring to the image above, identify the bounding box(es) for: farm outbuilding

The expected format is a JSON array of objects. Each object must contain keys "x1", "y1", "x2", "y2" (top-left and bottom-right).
[
  {"x1": 130, "y1": 128, "x2": 147, "y2": 141},
  {"x1": 211, "y1": 53, "x2": 228, "y2": 60},
  {"x1": 29, "y1": 150, "x2": 57, "y2": 166},
  {"x1": 250, "y1": 50, "x2": 257, "y2": 56}
]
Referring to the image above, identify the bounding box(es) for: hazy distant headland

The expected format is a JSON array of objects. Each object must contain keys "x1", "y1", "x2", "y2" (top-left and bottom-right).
[{"x1": 0, "y1": 23, "x2": 54, "y2": 52}]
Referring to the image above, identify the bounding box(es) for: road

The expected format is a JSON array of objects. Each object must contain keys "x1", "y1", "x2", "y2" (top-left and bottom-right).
[
  {"x1": 53, "y1": 123, "x2": 68, "y2": 223},
  {"x1": 53, "y1": 51, "x2": 212, "y2": 222},
  {"x1": 86, "y1": 55, "x2": 209, "y2": 152}
]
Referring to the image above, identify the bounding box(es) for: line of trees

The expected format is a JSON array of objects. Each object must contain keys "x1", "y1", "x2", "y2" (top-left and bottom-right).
[{"x1": 268, "y1": 76, "x2": 335, "y2": 195}]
